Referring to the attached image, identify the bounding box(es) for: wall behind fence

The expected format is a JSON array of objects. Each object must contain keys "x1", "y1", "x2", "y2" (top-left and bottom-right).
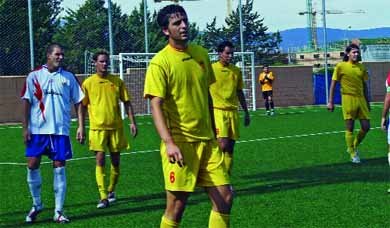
[{"x1": 1, "y1": 63, "x2": 389, "y2": 123}]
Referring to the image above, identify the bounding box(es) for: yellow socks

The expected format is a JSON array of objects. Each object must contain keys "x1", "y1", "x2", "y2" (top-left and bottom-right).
[
  {"x1": 208, "y1": 210, "x2": 230, "y2": 228},
  {"x1": 345, "y1": 131, "x2": 355, "y2": 157},
  {"x1": 108, "y1": 165, "x2": 120, "y2": 193},
  {"x1": 224, "y1": 152, "x2": 233, "y2": 175},
  {"x1": 160, "y1": 215, "x2": 179, "y2": 228},
  {"x1": 96, "y1": 165, "x2": 107, "y2": 200},
  {"x1": 353, "y1": 129, "x2": 367, "y2": 149}
]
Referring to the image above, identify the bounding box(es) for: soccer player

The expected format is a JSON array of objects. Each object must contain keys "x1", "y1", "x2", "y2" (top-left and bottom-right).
[
  {"x1": 144, "y1": 5, "x2": 233, "y2": 228},
  {"x1": 210, "y1": 40, "x2": 250, "y2": 175},
  {"x1": 258, "y1": 65, "x2": 275, "y2": 115},
  {"x1": 327, "y1": 43, "x2": 370, "y2": 164},
  {"x1": 380, "y1": 71, "x2": 390, "y2": 193},
  {"x1": 81, "y1": 50, "x2": 137, "y2": 209},
  {"x1": 21, "y1": 43, "x2": 85, "y2": 223}
]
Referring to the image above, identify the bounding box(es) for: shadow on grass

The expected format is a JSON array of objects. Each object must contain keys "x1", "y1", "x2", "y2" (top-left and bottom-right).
[
  {"x1": 235, "y1": 157, "x2": 388, "y2": 195},
  {"x1": 0, "y1": 190, "x2": 211, "y2": 227}
]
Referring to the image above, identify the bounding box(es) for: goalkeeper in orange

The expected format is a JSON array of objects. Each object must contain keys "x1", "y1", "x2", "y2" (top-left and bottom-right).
[
  {"x1": 258, "y1": 65, "x2": 275, "y2": 115},
  {"x1": 327, "y1": 42, "x2": 370, "y2": 164},
  {"x1": 210, "y1": 40, "x2": 250, "y2": 175}
]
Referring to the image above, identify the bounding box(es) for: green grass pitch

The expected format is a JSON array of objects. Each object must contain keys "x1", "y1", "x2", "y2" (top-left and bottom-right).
[{"x1": 0, "y1": 105, "x2": 389, "y2": 227}]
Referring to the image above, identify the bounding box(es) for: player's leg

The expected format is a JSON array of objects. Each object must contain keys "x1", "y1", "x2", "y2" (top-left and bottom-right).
[
  {"x1": 89, "y1": 129, "x2": 110, "y2": 208},
  {"x1": 52, "y1": 160, "x2": 69, "y2": 223},
  {"x1": 107, "y1": 152, "x2": 120, "y2": 203},
  {"x1": 263, "y1": 92, "x2": 270, "y2": 115},
  {"x1": 161, "y1": 191, "x2": 189, "y2": 227},
  {"x1": 26, "y1": 156, "x2": 43, "y2": 223},
  {"x1": 107, "y1": 128, "x2": 128, "y2": 203},
  {"x1": 95, "y1": 151, "x2": 108, "y2": 207},
  {"x1": 354, "y1": 98, "x2": 370, "y2": 150},
  {"x1": 51, "y1": 135, "x2": 72, "y2": 223},
  {"x1": 354, "y1": 119, "x2": 370, "y2": 149},
  {"x1": 345, "y1": 119, "x2": 357, "y2": 159},
  {"x1": 342, "y1": 95, "x2": 360, "y2": 162},
  {"x1": 197, "y1": 140, "x2": 232, "y2": 227},
  {"x1": 25, "y1": 134, "x2": 47, "y2": 223},
  {"x1": 206, "y1": 185, "x2": 233, "y2": 228},
  {"x1": 268, "y1": 91, "x2": 275, "y2": 115}
]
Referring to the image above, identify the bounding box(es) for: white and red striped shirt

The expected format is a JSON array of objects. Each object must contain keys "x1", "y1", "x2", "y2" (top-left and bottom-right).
[{"x1": 21, "y1": 65, "x2": 84, "y2": 135}]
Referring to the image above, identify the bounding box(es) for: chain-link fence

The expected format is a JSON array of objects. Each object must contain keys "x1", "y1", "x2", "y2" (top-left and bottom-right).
[{"x1": 0, "y1": 0, "x2": 174, "y2": 76}]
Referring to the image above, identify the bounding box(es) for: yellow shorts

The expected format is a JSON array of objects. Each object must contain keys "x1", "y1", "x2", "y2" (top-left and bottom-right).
[
  {"x1": 88, "y1": 128, "x2": 129, "y2": 153},
  {"x1": 214, "y1": 109, "x2": 239, "y2": 140},
  {"x1": 160, "y1": 140, "x2": 230, "y2": 192},
  {"x1": 341, "y1": 95, "x2": 370, "y2": 120}
]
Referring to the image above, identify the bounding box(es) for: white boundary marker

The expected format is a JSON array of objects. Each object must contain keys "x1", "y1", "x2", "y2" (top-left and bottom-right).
[{"x1": 0, "y1": 127, "x2": 381, "y2": 166}]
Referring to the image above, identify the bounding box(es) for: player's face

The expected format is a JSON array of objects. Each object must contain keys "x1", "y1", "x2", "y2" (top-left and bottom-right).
[
  {"x1": 347, "y1": 48, "x2": 360, "y2": 63},
  {"x1": 163, "y1": 13, "x2": 189, "y2": 43},
  {"x1": 263, "y1": 67, "x2": 269, "y2": 73},
  {"x1": 47, "y1": 47, "x2": 64, "y2": 70},
  {"x1": 95, "y1": 54, "x2": 109, "y2": 75},
  {"x1": 219, "y1": 46, "x2": 234, "y2": 65}
]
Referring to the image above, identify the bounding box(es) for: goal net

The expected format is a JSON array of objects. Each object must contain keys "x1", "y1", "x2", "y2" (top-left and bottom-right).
[{"x1": 115, "y1": 52, "x2": 256, "y2": 116}]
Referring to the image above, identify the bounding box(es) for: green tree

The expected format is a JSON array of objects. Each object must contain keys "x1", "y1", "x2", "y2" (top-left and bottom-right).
[
  {"x1": 54, "y1": 0, "x2": 131, "y2": 73},
  {"x1": 0, "y1": 0, "x2": 62, "y2": 75},
  {"x1": 127, "y1": 2, "x2": 201, "y2": 53},
  {"x1": 201, "y1": 0, "x2": 282, "y2": 64}
]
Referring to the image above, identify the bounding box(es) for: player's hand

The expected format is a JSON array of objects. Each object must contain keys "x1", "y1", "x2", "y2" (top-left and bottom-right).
[
  {"x1": 129, "y1": 123, "x2": 138, "y2": 138},
  {"x1": 23, "y1": 128, "x2": 31, "y2": 144},
  {"x1": 381, "y1": 117, "x2": 388, "y2": 131},
  {"x1": 76, "y1": 126, "x2": 85, "y2": 144},
  {"x1": 244, "y1": 112, "x2": 250, "y2": 127},
  {"x1": 327, "y1": 102, "x2": 334, "y2": 112},
  {"x1": 166, "y1": 141, "x2": 184, "y2": 167}
]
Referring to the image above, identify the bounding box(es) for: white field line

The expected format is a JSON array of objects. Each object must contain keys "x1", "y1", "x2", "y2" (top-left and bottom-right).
[{"x1": 0, "y1": 127, "x2": 381, "y2": 166}]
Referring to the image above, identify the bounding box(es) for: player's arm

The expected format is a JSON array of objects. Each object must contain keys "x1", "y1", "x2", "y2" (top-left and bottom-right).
[
  {"x1": 327, "y1": 80, "x2": 337, "y2": 112},
  {"x1": 381, "y1": 92, "x2": 390, "y2": 131},
  {"x1": 150, "y1": 96, "x2": 183, "y2": 167},
  {"x1": 124, "y1": 101, "x2": 137, "y2": 138},
  {"x1": 208, "y1": 92, "x2": 217, "y2": 137},
  {"x1": 75, "y1": 102, "x2": 85, "y2": 144},
  {"x1": 22, "y1": 99, "x2": 31, "y2": 144},
  {"x1": 363, "y1": 81, "x2": 370, "y2": 111},
  {"x1": 258, "y1": 74, "x2": 265, "y2": 84},
  {"x1": 237, "y1": 89, "x2": 250, "y2": 126}
]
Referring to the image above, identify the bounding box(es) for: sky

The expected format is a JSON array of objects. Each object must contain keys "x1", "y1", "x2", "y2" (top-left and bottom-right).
[{"x1": 61, "y1": 0, "x2": 389, "y2": 32}]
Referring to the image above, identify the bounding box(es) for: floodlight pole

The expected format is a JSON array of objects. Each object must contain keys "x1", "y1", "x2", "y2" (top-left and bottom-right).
[
  {"x1": 144, "y1": 0, "x2": 149, "y2": 53},
  {"x1": 28, "y1": 0, "x2": 34, "y2": 70},
  {"x1": 107, "y1": 0, "x2": 114, "y2": 72},
  {"x1": 238, "y1": 0, "x2": 246, "y2": 84},
  {"x1": 321, "y1": 0, "x2": 329, "y2": 103}
]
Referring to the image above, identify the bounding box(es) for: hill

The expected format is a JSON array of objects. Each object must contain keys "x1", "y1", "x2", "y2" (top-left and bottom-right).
[{"x1": 279, "y1": 27, "x2": 390, "y2": 51}]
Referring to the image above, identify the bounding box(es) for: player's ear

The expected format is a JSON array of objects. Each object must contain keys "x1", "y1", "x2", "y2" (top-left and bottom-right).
[{"x1": 162, "y1": 28, "x2": 170, "y2": 36}]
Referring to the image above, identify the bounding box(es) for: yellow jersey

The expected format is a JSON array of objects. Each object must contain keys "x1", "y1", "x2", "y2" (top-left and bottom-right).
[
  {"x1": 82, "y1": 74, "x2": 130, "y2": 130},
  {"x1": 210, "y1": 61, "x2": 243, "y2": 110},
  {"x1": 144, "y1": 44, "x2": 215, "y2": 142},
  {"x1": 258, "y1": 71, "x2": 274, "y2": 91},
  {"x1": 332, "y1": 61, "x2": 368, "y2": 97}
]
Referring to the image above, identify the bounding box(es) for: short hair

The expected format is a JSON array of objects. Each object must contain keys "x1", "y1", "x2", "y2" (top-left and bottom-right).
[
  {"x1": 217, "y1": 41, "x2": 234, "y2": 53},
  {"x1": 262, "y1": 64, "x2": 269, "y2": 69},
  {"x1": 92, "y1": 50, "x2": 109, "y2": 61},
  {"x1": 157, "y1": 4, "x2": 187, "y2": 29},
  {"x1": 343, "y1": 43, "x2": 360, "y2": 62},
  {"x1": 46, "y1": 43, "x2": 63, "y2": 55}
]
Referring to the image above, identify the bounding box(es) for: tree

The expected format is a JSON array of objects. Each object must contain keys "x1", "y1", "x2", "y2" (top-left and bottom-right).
[
  {"x1": 0, "y1": 0, "x2": 62, "y2": 75},
  {"x1": 54, "y1": 0, "x2": 131, "y2": 73},
  {"x1": 201, "y1": 0, "x2": 282, "y2": 64},
  {"x1": 127, "y1": 2, "x2": 201, "y2": 53}
]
